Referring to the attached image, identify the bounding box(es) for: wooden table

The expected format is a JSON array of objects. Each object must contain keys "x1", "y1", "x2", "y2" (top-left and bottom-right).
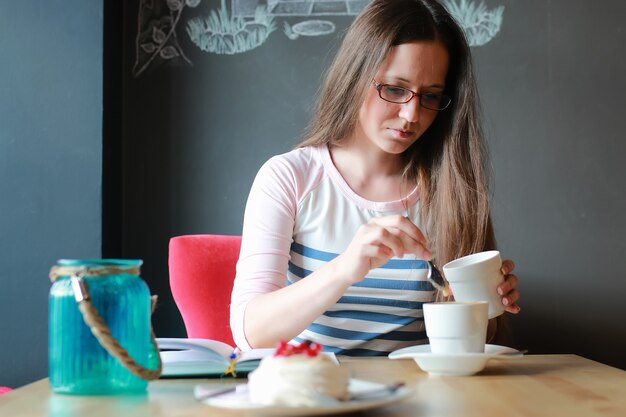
[{"x1": 1, "y1": 355, "x2": 625, "y2": 417}]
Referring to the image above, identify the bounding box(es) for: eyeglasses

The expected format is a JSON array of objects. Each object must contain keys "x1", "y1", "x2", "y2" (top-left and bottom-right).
[{"x1": 373, "y1": 80, "x2": 451, "y2": 111}]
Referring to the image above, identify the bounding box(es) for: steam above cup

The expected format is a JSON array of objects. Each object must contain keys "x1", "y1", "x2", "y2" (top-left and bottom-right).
[{"x1": 442, "y1": 250, "x2": 505, "y2": 319}]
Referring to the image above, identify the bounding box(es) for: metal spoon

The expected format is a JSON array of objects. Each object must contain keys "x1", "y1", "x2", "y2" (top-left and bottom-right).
[
  {"x1": 348, "y1": 382, "x2": 405, "y2": 401},
  {"x1": 427, "y1": 261, "x2": 450, "y2": 294}
]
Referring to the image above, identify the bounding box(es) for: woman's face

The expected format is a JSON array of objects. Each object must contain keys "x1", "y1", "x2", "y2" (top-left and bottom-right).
[{"x1": 353, "y1": 40, "x2": 450, "y2": 156}]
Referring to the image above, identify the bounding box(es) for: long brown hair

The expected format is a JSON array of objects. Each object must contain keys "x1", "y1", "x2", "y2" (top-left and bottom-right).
[{"x1": 297, "y1": 0, "x2": 495, "y2": 265}]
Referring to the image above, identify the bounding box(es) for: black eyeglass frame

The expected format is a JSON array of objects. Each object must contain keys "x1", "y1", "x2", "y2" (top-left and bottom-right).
[{"x1": 372, "y1": 80, "x2": 452, "y2": 111}]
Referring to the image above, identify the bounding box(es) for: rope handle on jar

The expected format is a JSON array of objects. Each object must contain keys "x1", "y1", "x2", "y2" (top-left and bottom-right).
[{"x1": 49, "y1": 266, "x2": 162, "y2": 380}]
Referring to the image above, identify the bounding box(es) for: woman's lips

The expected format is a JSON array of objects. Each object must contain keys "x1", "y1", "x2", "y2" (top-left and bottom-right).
[{"x1": 388, "y1": 128, "x2": 415, "y2": 139}]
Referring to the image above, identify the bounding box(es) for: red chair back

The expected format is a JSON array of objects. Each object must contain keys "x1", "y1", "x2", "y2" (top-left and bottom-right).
[{"x1": 168, "y1": 234, "x2": 241, "y2": 346}]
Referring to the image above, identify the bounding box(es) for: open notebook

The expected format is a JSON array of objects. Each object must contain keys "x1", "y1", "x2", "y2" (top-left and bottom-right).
[
  {"x1": 157, "y1": 338, "x2": 275, "y2": 378},
  {"x1": 157, "y1": 338, "x2": 339, "y2": 378}
]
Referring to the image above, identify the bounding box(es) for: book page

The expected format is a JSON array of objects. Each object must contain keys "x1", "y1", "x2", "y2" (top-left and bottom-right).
[
  {"x1": 157, "y1": 338, "x2": 275, "y2": 377},
  {"x1": 157, "y1": 337, "x2": 234, "y2": 360},
  {"x1": 237, "y1": 348, "x2": 275, "y2": 363}
]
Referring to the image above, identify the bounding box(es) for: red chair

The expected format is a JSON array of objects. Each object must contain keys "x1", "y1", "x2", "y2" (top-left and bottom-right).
[{"x1": 168, "y1": 234, "x2": 241, "y2": 346}]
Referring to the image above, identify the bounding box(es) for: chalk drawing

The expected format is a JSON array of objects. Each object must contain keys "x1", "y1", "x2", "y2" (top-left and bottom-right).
[
  {"x1": 233, "y1": 0, "x2": 368, "y2": 17},
  {"x1": 442, "y1": 0, "x2": 504, "y2": 46},
  {"x1": 133, "y1": 0, "x2": 505, "y2": 76},
  {"x1": 133, "y1": 0, "x2": 201, "y2": 77},
  {"x1": 284, "y1": 19, "x2": 336, "y2": 40},
  {"x1": 186, "y1": 1, "x2": 277, "y2": 55}
]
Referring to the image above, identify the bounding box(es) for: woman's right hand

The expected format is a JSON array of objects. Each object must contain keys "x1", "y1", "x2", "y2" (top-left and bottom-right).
[{"x1": 333, "y1": 215, "x2": 433, "y2": 284}]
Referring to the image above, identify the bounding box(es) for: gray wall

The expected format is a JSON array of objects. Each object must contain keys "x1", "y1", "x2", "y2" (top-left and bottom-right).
[
  {"x1": 123, "y1": 0, "x2": 626, "y2": 370},
  {"x1": 0, "y1": 1, "x2": 103, "y2": 387},
  {"x1": 120, "y1": 1, "x2": 348, "y2": 339},
  {"x1": 475, "y1": 1, "x2": 626, "y2": 364}
]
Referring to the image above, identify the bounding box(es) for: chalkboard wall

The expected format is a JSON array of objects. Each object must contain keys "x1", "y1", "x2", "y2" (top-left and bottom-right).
[
  {"x1": 119, "y1": 0, "x2": 626, "y2": 370},
  {"x1": 0, "y1": 1, "x2": 103, "y2": 387}
]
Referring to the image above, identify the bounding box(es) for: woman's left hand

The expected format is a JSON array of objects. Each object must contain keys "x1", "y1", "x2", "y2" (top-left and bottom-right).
[{"x1": 498, "y1": 259, "x2": 521, "y2": 314}]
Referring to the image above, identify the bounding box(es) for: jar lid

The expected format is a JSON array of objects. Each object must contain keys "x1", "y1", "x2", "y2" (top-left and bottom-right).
[
  {"x1": 50, "y1": 259, "x2": 143, "y2": 282},
  {"x1": 56, "y1": 259, "x2": 143, "y2": 268}
]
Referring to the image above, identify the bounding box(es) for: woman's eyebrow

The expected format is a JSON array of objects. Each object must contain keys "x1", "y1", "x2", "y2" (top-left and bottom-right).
[
  {"x1": 384, "y1": 76, "x2": 445, "y2": 90},
  {"x1": 421, "y1": 83, "x2": 445, "y2": 90}
]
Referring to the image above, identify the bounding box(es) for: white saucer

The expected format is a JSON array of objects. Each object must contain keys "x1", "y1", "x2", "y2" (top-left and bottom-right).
[
  {"x1": 389, "y1": 344, "x2": 523, "y2": 376},
  {"x1": 195, "y1": 379, "x2": 412, "y2": 416}
]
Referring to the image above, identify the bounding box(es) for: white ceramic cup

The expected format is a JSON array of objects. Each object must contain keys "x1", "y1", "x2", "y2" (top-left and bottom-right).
[
  {"x1": 423, "y1": 301, "x2": 489, "y2": 354},
  {"x1": 442, "y1": 250, "x2": 505, "y2": 319}
]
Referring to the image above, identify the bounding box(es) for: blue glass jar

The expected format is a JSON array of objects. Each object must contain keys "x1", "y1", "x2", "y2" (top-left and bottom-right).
[{"x1": 48, "y1": 259, "x2": 161, "y2": 395}]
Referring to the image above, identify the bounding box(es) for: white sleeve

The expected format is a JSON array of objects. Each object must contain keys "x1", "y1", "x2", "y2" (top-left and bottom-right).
[{"x1": 229, "y1": 154, "x2": 302, "y2": 350}]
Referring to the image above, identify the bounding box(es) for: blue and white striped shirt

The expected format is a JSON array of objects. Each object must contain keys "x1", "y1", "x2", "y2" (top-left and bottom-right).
[{"x1": 231, "y1": 145, "x2": 435, "y2": 355}]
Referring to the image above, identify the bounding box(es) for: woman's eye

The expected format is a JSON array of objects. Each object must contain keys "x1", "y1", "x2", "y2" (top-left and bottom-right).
[
  {"x1": 421, "y1": 93, "x2": 442, "y2": 104},
  {"x1": 383, "y1": 86, "x2": 408, "y2": 98}
]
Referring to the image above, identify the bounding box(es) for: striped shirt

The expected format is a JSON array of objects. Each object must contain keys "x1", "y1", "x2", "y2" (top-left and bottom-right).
[{"x1": 230, "y1": 145, "x2": 435, "y2": 355}]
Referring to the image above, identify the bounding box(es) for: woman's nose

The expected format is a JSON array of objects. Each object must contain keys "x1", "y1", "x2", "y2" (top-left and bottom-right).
[{"x1": 399, "y1": 97, "x2": 421, "y2": 123}]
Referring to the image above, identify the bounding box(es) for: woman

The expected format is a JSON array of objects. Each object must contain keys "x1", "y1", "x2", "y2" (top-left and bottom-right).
[{"x1": 230, "y1": 0, "x2": 520, "y2": 355}]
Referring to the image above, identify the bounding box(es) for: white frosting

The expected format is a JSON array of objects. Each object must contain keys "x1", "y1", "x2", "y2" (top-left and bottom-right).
[{"x1": 247, "y1": 354, "x2": 350, "y2": 406}]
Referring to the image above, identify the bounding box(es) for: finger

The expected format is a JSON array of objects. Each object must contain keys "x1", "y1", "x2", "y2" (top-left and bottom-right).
[
  {"x1": 500, "y1": 259, "x2": 515, "y2": 275},
  {"x1": 363, "y1": 243, "x2": 393, "y2": 260},
  {"x1": 374, "y1": 217, "x2": 432, "y2": 259},
  {"x1": 363, "y1": 224, "x2": 406, "y2": 258},
  {"x1": 497, "y1": 274, "x2": 518, "y2": 296},
  {"x1": 386, "y1": 226, "x2": 432, "y2": 259},
  {"x1": 372, "y1": 215, "x2": 429, "y2": 247},
  {"x1": 505, "y1": 303, "x2": 521, "y2": 314},
  {"x1": 362, "y1": 244, "x2": 395, "y2": 270},
  {"x1": 501, "y1": 289, "x2": 520, "y2": 307}
]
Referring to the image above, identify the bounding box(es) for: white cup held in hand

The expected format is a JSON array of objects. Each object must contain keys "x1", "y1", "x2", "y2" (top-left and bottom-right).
[
  {"x1": 442, "y1": 250, "x2": 505, "y2": 319},
  {"x1": 423, "y1": 301, "x2": 489, "y2": 354}
]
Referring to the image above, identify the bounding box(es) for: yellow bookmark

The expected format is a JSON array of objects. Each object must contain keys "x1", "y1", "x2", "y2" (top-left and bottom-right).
[{"x1": 222, "y1": 348, "x2": 240, "y2": 378}]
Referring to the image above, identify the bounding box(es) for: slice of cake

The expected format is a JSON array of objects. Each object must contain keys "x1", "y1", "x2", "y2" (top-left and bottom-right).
[{"x1": 247, "y1": 341, "x2": 350, "y2": 406}]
